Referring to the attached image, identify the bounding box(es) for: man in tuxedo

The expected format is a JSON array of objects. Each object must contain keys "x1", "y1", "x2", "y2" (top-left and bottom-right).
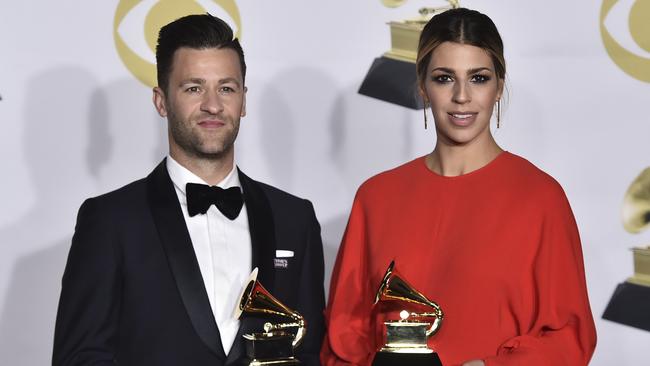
[{"x1": 53, "y1": 14, "x2": 325, "y2": 366}]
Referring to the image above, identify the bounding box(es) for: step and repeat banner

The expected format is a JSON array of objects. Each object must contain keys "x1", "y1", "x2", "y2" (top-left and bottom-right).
[{"x1": 1, "y1": 0, "x2": 649, "y2": 364}]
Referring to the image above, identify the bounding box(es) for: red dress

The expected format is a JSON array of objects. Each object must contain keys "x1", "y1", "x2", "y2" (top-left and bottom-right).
[{"x1": 321, "y1": 152, "x2": 596, "y2": 366}]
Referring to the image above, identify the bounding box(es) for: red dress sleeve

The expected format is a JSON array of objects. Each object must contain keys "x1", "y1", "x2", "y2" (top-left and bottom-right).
[
  {"x1": 483, "y1": 186, "x2": 597, "y2": 366},
  {"x1": 321, "y1": 194, "x2": 376, "y2": 366}
]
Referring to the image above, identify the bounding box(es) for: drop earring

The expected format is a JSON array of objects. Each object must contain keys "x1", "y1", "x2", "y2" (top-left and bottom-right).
[
  {"x1": 496, "y1": 100, "x2": 501, "y2": 129},
  {"x1": 423, "y1": 99, "x2": 429, "y2": 129}
]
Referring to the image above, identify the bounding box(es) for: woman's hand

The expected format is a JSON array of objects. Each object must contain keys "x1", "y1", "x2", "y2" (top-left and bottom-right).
[{"x1": 462, "y1": 360, "x2": 485, "y2": 366}]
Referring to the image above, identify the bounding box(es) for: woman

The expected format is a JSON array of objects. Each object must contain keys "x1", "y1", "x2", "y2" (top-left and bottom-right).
[{"x1": 321, "y1": 8, "x2": 597, "y2": 366}]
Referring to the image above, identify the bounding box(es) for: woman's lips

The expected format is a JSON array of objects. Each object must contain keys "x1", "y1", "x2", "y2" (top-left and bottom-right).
[{"x1": 448, "y1": 112, "x2": 477, "y2": 127}]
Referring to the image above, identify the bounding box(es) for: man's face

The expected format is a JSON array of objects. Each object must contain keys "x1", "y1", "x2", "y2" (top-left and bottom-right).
[{"x1": 153, "y1": 47, "x2": 246, "y2": 162}]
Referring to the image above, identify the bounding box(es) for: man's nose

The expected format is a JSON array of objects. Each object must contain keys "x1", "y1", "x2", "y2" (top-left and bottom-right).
[{"x1": 200, "y1": 90, "x2": 223, "y2": 114}]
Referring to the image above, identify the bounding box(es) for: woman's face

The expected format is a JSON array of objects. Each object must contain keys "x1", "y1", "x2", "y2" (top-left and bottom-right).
[{"x1": 421, "y1": 42, "x2": 503, "y2": 147}]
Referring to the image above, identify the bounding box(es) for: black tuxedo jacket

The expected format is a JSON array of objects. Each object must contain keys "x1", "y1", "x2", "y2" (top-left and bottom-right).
[{"x1": 53, "y1": 160, "x2": 325, "y2": 366}]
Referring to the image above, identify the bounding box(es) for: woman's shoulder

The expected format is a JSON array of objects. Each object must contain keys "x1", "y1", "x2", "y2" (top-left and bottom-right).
[
  {"x1": 356, "y1": 156, "x2": 426, "y2": 198},
  {"x1": 501, "y1": 152, "x2": 568, "y2": 202}
]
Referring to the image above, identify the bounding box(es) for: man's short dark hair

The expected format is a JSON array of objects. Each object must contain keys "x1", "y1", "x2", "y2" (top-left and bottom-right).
[{"x1": 155, "y1": 13, "x2": 246, "y2": 93}]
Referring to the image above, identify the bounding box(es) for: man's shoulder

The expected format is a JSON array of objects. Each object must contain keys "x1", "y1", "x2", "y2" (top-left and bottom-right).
[
  {"x1": 253, "y1": 179, "x2": 311, "y2": 208},
  {"x1": 88, "y1": 177, "x2": 148, "y2": 207},
  {"x1": 72, "y1": 176, "x2": 152, "y2": 231},
  {"x1": 85, "y1": 162, "x2": 166, "y2": 207},
  {"x1": 77, "y1": 167, "x2": 163, "y2": 224},
  {"x1": 240, "y1": 171, "x2": 313, "y2": 214}
]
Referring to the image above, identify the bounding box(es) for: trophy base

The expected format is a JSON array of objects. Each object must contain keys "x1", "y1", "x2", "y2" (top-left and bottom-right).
[
  {"x1": 358, "y1": 56, "x2": 423, "y2": 110},
  {"x1": 372, "y1": 351, "x2": 442, "y2": 366},
  {"x1": 248, "y1": 359, "x2": 299, "y2": 366},
  {"x1": 603, "y1": 281, "x2": 650, "y2": 331},
  {"x1": 243, "y1": 332, "x2": 300, "y2": 366},
  {"x1": 379, "y1": 346, "x2": 433, "y2": 354}
]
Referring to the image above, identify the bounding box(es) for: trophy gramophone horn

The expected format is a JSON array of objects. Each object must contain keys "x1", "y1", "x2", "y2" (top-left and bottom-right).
[
  {"x1": 236, "y1": 268, "x2": 306, "y2": 347},
  {"x1": 381, "y1": 0, "x2": 460, "y2": 8},
  {"x1": 375, "y1": 261, "x2": 443, "y2": 336},
  {"x1": 381, "y1": 0, "x2": 406, "y2": 7},
  {"x1": 622, "y1": 167, "x2": 650, "y2": 234}
]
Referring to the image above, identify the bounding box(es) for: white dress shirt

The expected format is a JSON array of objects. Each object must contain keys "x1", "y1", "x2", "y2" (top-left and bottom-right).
[{"x1": 166, "y1": 156, "x2": 252, "y2": 354}]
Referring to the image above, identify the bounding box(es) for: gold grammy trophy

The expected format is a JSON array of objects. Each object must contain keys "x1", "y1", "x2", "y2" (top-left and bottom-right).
[
  {"x1": 603, "y1": 167, "x2": 650, "y2": 331},
  {"x1": 622, "y1": 167, "x2": 650, "y2": 287},
  {"x1": 358, "y1": 0, "x2": 460, "y2": 109},
  {"x1": 382, "y1": 0, "x2": 460, "y2": 63},
  {"x1": 235, "y1": 268, "x2": 306, "y2": 365},
  {"x1": 372, "y1": 261, "x2": 444, "y2": 366}
]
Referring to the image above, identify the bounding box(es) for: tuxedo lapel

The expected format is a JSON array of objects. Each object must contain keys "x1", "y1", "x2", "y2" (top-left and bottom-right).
[
  {"x1": 238, "y1": 169, "x2": 276, "y2": 289},
  {"x1": 146, "y1": 160, "x2": 226, "y2": 360},
  {"x1": 227, "y1": 169, "x2": 277, "y2": 364}
]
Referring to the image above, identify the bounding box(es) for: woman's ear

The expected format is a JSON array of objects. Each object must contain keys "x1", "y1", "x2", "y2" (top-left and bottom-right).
[
  {"x1": 496, "y1": 78, "x2": 505, "y2": 101},
  {"x1": 418, "y1": 84, "x2": 429, "y2": 105}
]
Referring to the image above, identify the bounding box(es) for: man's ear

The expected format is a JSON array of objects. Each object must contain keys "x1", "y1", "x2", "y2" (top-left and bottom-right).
[
  {"x1": 240, "y1": 86, "x2": 247, "y2": 117},
  {"x1": 152, "y1": 87, "x2": 168, "y2": 117}
]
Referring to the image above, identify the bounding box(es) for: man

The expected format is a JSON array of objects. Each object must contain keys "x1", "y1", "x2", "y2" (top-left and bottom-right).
[{"x1": 53, "y1": 14, "x2": 325, "y2": 366}]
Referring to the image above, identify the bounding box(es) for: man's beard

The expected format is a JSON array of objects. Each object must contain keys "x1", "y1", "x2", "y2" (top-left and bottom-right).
[{"x1": 167, "y1": 108, "x2": 240, "y2": 160}]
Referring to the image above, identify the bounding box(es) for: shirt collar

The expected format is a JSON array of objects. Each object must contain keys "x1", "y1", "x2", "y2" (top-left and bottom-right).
[{"x1": 166, "y1": 155, "x2": 241, "y2": 197}]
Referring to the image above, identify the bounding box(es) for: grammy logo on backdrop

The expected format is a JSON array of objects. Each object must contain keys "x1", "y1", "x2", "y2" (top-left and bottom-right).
[
  {"x1": 603, "y1": 167, "x2": 650, "y2": 331},
  {"x1": 600, "y1": 0, "x2": 650, "y2": 83},
  {"x1": 358, "y1": 0, "x2": 459, "y2": 109},
  {"x1": 113, "y1": 0, "x2": 242, "y2": 87}
]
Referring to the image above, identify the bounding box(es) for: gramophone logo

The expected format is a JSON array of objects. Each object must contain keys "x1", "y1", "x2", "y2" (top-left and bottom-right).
[
  {"x1": 600, "y1": 0, "x2": 650, "y2": 83},
  {"x1": 114, "y1": 0, "x2": 242, "y2": 87}
]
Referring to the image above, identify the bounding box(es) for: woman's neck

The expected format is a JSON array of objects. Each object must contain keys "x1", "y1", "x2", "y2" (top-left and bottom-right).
[{"x1": 426, "y1": 136, "x2": 503, "y2": 177}]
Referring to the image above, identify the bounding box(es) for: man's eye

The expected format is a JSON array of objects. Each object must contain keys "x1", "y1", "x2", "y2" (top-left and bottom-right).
[
  {"x1": 220, "y1": 86, "x2": 235, "y2": 93},
  {"x1": 186, "y1": 86, "x2": 201, "y2": 93}
]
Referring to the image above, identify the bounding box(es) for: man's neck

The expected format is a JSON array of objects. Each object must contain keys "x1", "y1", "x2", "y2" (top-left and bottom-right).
[{"x1": 170, "y1": 149, "x2": 235, "y2": 186}]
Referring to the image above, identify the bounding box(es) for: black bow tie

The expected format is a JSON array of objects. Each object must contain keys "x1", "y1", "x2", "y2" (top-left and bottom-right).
[{"x1": 186, "y1": 183, "x2": 244, "y2": 220}]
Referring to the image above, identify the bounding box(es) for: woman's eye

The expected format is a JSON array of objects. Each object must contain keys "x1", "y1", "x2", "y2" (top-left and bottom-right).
[
  {"x1": 432, "y1": 75, "x2": 453, "y2": 83},
  {"x1": 471, "y1": 74, "x2": 491, "y2": 83}
]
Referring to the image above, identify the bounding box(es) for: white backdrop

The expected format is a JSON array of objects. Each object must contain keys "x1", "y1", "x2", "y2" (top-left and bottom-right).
[{"x1": 1, "y1": 1, "x2": 649, "y2": 364}]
